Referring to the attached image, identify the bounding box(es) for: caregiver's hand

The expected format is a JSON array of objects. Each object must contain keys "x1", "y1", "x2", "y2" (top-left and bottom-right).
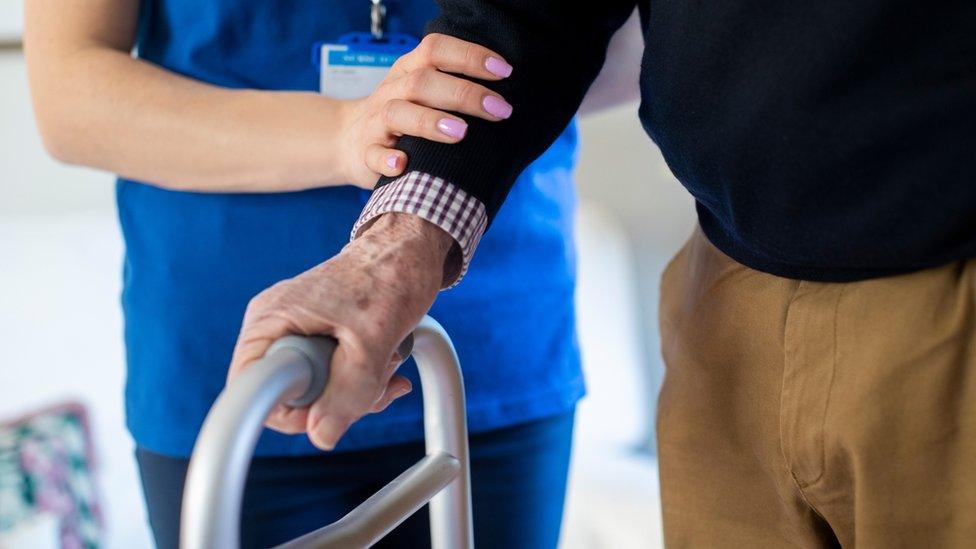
[
  {"x1": 227, "y1": 213, "x2": 451, "y2": 450},
  {"x1": 337, "y1": 33, "x2": 514, "y2": 189}
]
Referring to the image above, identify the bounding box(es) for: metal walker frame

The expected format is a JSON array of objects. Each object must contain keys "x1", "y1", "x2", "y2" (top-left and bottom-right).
[{"x1": 180, "y1": 316, "x2": 473, "y2": 548}]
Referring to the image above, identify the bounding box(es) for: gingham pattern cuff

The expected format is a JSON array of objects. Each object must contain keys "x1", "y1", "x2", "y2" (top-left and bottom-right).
[{"x1": 351, "y1": 171, "x2": 488, "y2": 287}]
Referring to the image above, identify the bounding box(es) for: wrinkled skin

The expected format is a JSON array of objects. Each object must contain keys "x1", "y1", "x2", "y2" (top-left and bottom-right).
[{"x1": 227, "y1": 213, "x2": 453, "y2": 450}]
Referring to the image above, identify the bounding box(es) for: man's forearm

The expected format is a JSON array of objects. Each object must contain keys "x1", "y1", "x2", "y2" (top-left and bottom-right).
[
  {"x1": 379, "y1": 1, "x2": 637, "y2": 218},
  {"x1": 355, "y1": 212, "x2": 458, "y2": 290},
  {"x1": 353, "y1": 171, "x2": 482, "y2": 286},
  {"x1": 351, "y1": 1, "x2": 636, "y2": 286}
]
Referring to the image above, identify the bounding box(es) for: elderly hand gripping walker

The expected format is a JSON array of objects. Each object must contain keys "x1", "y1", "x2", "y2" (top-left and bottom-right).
[{"x1": 180, "y1": 316, "x2": 473, "y2": 548}]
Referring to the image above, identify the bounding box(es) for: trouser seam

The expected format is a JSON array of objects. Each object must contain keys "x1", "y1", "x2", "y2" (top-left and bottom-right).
[
  {"x1": 781, "y1": 283, "x2": 844, "y2": 489},
  {"x1": 800, "y1": 284, "x2": 844, "y2": 488},
  {"x1": 779, "y1": 280, "x2": 804, "y2": 471},
  {"x1": 788, "y1": 469, "x2": 832, "y2": 527}
]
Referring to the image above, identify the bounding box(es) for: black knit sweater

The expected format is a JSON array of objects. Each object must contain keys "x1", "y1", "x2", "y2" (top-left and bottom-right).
[{"x1": 381, "y1": 0, "x2": 976, "y2": 282}]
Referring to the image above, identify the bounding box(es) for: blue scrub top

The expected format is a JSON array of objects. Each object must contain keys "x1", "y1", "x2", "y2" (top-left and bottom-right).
[{"x1": 121, "y1": 0, "x2": 583, "y2": 457}]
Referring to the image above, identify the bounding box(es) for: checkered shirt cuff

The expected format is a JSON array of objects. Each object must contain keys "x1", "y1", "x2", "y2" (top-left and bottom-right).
[{"x1": 351, "y1": 171, "x2": 488, "y2": 287}]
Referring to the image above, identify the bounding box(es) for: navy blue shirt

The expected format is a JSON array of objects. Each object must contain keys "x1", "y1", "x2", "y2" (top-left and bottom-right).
[{"x1": 121, "y1": 0, "x2": 582, "y2": 457}]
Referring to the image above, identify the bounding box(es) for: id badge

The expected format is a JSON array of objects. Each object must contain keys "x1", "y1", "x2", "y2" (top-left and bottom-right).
[{"x1": 312, "y1": 32, "x2": 419, "y2": 99}]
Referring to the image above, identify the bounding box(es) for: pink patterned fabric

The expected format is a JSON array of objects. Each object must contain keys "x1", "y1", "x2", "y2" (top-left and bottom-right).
[
  {"x1": 0, "y1": 403, "x2": 101, "y2": 548},
  {"x1": 352, "y1": 171, "x2": 488, "y2": 286}
]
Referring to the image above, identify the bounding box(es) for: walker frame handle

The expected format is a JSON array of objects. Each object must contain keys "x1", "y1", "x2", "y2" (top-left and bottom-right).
[{"x1": 179, "y1": 316, "x2": 473, "y2": 549}]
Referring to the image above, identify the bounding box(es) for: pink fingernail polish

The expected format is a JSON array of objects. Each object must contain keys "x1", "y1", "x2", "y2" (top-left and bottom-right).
[
  {"x1": 485, "y1": 56, "x2": 513, "y2": 78},
  {"x1": 386, "y1": 154, "x2": 399, "y2": 169},
  {"x1": 483, "y1": 95, "x2": 513, "y2": 119},
  {"x1": 437, "y1": 118, "x2": 468, "y2": 139}
]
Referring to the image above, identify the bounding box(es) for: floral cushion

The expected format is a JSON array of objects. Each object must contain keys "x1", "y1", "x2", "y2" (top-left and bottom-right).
[{"x1": 0, "y1": 403, "x2": 101, "y2": 549}]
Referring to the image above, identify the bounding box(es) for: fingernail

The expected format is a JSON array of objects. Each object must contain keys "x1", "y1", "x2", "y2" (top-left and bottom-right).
[
  {"x1": 386, "y1": 154, "x2": 399, "y2": 169},
  {"x1": 437, "y1": 118, "x2": 467, "y2": 139},
  {"x1": 482, "y1": 95, "x2": 513, "y2": 119},
  {"x1": 485, "y1": 56, "x2": 513, "y2": 78}
]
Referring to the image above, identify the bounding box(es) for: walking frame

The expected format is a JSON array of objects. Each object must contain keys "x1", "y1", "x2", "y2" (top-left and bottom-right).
[{"x1": 180, "y1": 316, "x2": 474, "y2": 549}]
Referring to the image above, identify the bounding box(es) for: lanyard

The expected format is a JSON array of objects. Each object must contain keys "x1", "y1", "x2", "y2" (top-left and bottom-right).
[{"x1": 370, "y1": 0, "x2": 387, "y2": 40}]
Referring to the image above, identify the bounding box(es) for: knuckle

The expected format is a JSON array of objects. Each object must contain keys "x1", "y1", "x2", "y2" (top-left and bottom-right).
[
  {"x1": 403, "y1": 70, "x2": 429, "y2": 99},
  {"x1": 419, "y1": 34, "x2": 442, "y2": 60},
  {"x1": 455, "y1": 81, "x2": 478, "y2": 108},
  {"x1": 372, "y1": 79, "x2": 393, "y2": 101},
  {"x1": 245, "y1": 293, "x2": 271, "y2": 314},
  {"x1": 242, "y1": 283, "x2": 297, "y2": 326},
  {"x1": 380, "y1": 100, "x2": 399, "y2": 127},
  {"x1": 389, "y1": 55, "x2": 408, "y2": 71},
  {"x1": 416, "y1": 109, "x2": 435, "y2": 132},
  {"x1": 248, "y1": 282, "x2": 288, "y2": 309},
  {"x1": 461, "y1": 42, "x2": 479, "y2": 67}
]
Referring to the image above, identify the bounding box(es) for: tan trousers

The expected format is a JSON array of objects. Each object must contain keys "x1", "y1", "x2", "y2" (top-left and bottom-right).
[{"x1": 657, "y1": 228, "x2": 976, "y2": 548}]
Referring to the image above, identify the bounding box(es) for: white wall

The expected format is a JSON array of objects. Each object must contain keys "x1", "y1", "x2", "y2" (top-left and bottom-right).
[
  {"x1": 0, "y1": 0, "x2": 22, "y2": 43},
  {"x1": 0, "y1": 51, "x2": 148, "y2": 548},
  {"x1": 560, "y1": 102, "x2": 696, "y2": 549},
  {"x1": 575, "y1": 105, "x2": 697, "y2": 452},
  {"x1": 1, "y1": 54, "x2": 115, "y2": 215}
]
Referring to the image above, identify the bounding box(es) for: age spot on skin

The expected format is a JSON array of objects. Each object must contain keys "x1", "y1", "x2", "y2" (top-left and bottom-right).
[{"x1": 356, "y1": 296, "x2": 371, "y2": 311}]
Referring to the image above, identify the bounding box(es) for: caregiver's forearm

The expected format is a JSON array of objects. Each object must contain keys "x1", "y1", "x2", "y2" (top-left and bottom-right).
[
  {"x1": 25, "y1": 0, "x2": 348, "y2": 193},
  {"x1": 28, "y1": 49, "x2": 347, "y2": 193}
]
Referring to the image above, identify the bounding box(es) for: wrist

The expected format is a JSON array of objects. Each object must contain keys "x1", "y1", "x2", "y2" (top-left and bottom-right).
[
  {"x1": 331, "y1": 97, "x2": 369, "y2": 186},
  {"x1": 357, "y1": 213, "x2": 460, "y2": 288},
  {"x1": 274, "y1": 93, "x2": 350, "y2": 188}
]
